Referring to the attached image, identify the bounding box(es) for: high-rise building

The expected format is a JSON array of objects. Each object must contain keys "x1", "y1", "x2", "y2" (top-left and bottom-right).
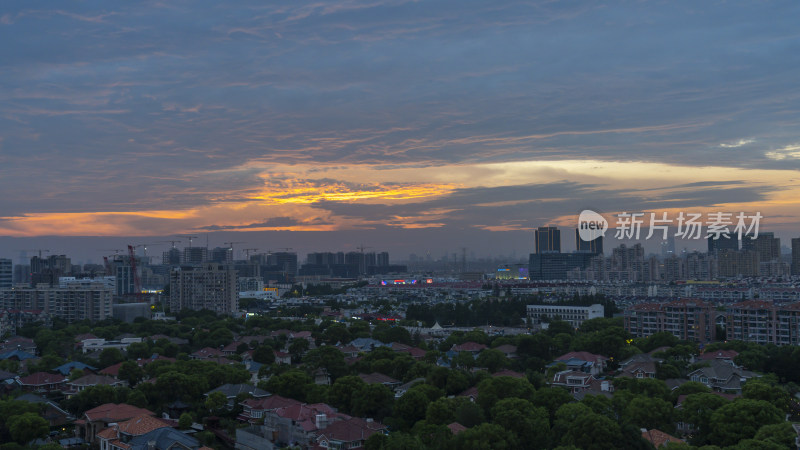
[
  {"x1": 708, "y1": 235, "x2": 738, "y2": 254},
  {"x1": 182, "y1": 247, "x2": 208, "y2": 265},
  {"x1": 210, "y1": 247, "x2": 233, "y2": 264},
  {"x1": 30, "y1": 255, "x2": 72, "y2": 286},
  {"x1": 742, "y1": 232, "x2": 780, "y2": 263},
  {"x1": 792, "y1": 238, "x2": 800, "y2": 276},
  {"x1": 0, "y1": 283, "x2": 112, "y2": 322},
  {"x1": 377, "y1": 252, "x2": 390, "y2": 267},
  {"x1": 717, "y1": 249, "x2": 759, "y2": 277},
  {"x1": 624, "y1": 299, "x2": 716, "y2": 343},
  {"x1": 13, "y1": 264, "x2": 30, "y2": 285},
  {"x1": 115, "y1": 265, "x2": 135, "y2": 296},
  {"x1": 535, "y1": 227, "x2": 561, "y2": 254},
  {"x1": 0, "y1": 259, "x2": 11, "y2": 289},
  {"x1": 575, "y1": 229, "x2": 603, "y2": 255},
  {"x1": 169, "y1": 263, "x2": 237, "y2": 314},
  {"x1": 162, "y1": 247, "x2": 181, "y2": 265}
]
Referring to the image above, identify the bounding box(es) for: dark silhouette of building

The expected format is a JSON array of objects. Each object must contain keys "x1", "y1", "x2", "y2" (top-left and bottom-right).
[
  {"x1": 535, "y1": 227, "x2": 561, "y2": 254},
  {"x1": 575, "y1": 229, "x2": 603, "y2": 255},
  {"x1": 707, "y1": 235, "x2": 739, "y2": 254}
]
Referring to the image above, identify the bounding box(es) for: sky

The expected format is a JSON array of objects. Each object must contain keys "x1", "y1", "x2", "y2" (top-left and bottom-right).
[{"x1": 1, "y1": 1, "x2": 800, "y2": 263}]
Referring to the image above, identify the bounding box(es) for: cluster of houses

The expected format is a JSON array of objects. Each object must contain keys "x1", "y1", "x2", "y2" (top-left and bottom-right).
[{"x1": 0, "y1": 325, "x2": 775, "y2": 449}]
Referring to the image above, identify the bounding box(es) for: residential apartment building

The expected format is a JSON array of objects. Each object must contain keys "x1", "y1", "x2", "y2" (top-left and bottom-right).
[
  {"x1": 169, "y1": 263, "x2": 237, "y2": 314},
  {"x1": 624, "y1": 299, "x2": 716, "y2": 344},
  {"x1": 0, "y1": 283, "x2": 112, "y2": 322},
  {"x1": 526, "y1": 304, "x2": 604, "y2": 328}
]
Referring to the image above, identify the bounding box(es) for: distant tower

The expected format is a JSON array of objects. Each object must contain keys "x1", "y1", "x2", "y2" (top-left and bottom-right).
[
  {"x1": 792, "y1": 238, "x2": 800, "y2": 276},
  {"x1": 535, "y1": 227, "x2": 561, "y2": 254},
  {"x1": 575, "y1": 229, "x2": 603, "y2": 255}
]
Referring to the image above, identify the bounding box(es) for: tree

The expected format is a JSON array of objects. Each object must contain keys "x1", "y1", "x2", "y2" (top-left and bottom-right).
[
  {"x1": 554, "y1": 403, "x2": 623, "y2": 450},
  {"x1": 118, "y1": 361, "x2": 145, "y2": 387},
  {"x1": 351, "y1": 384, "x2": 394, "y2": 420},
  {"x1": 742, "y1": 379, "x2": 790, "y2": 413},
  {"x1": 303, "y1": 346, "x2": 348, "y2": 380},
  {"x1": 262, "y1": 370, "x2": 313, "y2": 402},
  {"x1": 328, "y1": 376, "x2": 367, "y2": 413},
  {"x1": 178, "y1": 412, "x2": 193, "y2": 429},
  {"x1": 7, "y1": 413, "x2": 49, "y2": 445},
  {"x1": 532, "y1": 386, "x2": 574, "y2": 422},
  {"x1": 679, "y1": 393, "x2": 729, "y2": 446},
  {"x1": 476, "y1": 375, "x2": 535, "y2": 412},
  {"x1": 455, "y1": 423, "x2": 518, "y2": 450},
  {"x1": 205, "y1": 391, "x2": 228, "y2": 412},
  {"x1": 708, "y1": 399, "x2": 783, "y2": 447},
  {"x1": 623, "y1": 396, "x2": 674, "y2": 434},
  {"x1": 322, "y1": 323, "x2": 351, "y2": 345},
  {"x1": 394, "y1": 390, "x2": 431, "y2": 428},
  {"x1": 99, "y1": 348, "x2": 125, "y2": 368},
  {"x1": 475, "y1": 349, "x2": 509, "y2": 373},
  {"x1": 753, "y1": 422, "x2": 796, "y2": 448},
  {"x1": 491, "y1": 398, "x2": 550, "y2": 450},
  {"x1": 253, "y1": 344, "x2": 276, "y2": 365},
  {"x1": 289, "y1": 338, "x2": 310, "y2": 361}
]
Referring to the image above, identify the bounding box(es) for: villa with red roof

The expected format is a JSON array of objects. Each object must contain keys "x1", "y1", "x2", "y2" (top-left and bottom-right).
[
  {"x1": 315, "y1": 417, "x2": 388, "y2": 449},
  {"x1": 16, "y1": 371, "x2": 66, "y2": 393},
  {"x1": 451, "y1": 342, "x2": 487, "y2": 353},
  {"x1": 553, "y1": 351, "x2": 609, "y2": 375},
  {"x1": 96, "y1": 414, "x2": 172, "y2": 450},
  {"x1": 75, "y1": 403, "x2": 154, "y2": 444}
]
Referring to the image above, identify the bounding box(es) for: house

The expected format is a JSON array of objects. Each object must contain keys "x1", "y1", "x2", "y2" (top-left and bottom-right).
[
  {"x1": 394, "y1": 378, "x2": 426, "y2": 398},
  {"x1": 0, "y1": 349, "x2": 38, "y2": 362},
  {"x1": 641, "y1": 429, "x2": 684, "y2": 448},
  {"x1": 16, "y1": 393, "x2": 72, "y2": 426},
  {"x1": 205, "y1": 384, "x2": 270, "y2": 409},
  {"x1": 698, "y1": 349, "x2": 739, "y2": 363},
  {"x1": 274, "y1": 351, "x2": 292, "y2": 365},
  {"x1": 99, "y1": 355, "x2": 175, "y2": 378},
  {"x1": 0, "y1": 336, "x2": 38, "y2": 354},
  {"x1": 349, "y1": 338, "x2": 388, "y2": 353},
  {"x1": 447, "y1": 422, "x2": 467, "y2": 435},
  {"x1": 236, "y1": 425, "x2": 277, "y2": 450},
  {"x1": 458, "y1": 386, "x2": 479, "y2": 402},
  {"x1": 618, "y1": 354, "x2": 660, "y2": 379},
  {"x1": 54, "y1": 361, "x2": 98, "y2": 376},
  {"x1": 451, "y1": 342, "x2": 487, "y2": 354},
  {"x1": 75, "y1": 403, "x2": 154, "y2": 444},
  {"x1": 686, "y1": 359, "x2": 759, "y2": 393},
  {"x1": 493, "y1": 369, "x2": 526, "y2": 379},
  {"x1": 494, "y1": 344, "x2": 518, "y2": 359},
  {"x1": 263, "y1": 402, "x2": 348, "y2": 448},
  {"x1": 238, "y1": 395, "x2": 302, "y2": 423},
  {"x1": 550, "y1": 370, "x2": 596, "y2": 393},
  {"x1": 126, "y1": 427, "x2": 211, "y2": 450},
  {"x1": 315, "y1": 417, "x2": 388, "y2": 449},
  {"x1": 96, "y1": 414, "x2": 172, "y2": 450},
  {"x1": 81, "y1": 337, "x2": 142, "y2": 354},
  {"x1": 358, "y1": 372, "x2": 401, "y2": 388},
  {"x1": 64, "y1": 374, "x2": 126, "y2": 396},
  {"x1": 191, "y1": 347, "x2": 226, "y2": 360},
  {"x1": 16, "y1": 371, "x2": 66, "y2": 393},
  {"x1": 552, "y1": 351, "x2": 609, "y2": 376}
]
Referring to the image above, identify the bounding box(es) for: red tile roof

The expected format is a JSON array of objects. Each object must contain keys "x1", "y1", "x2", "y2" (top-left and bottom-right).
[
  {"x1": 447, "y1": 422, "x2": 467, "y2": 435},
  {"x1": 84, "y1": 403, "x2": 153, "y2": 423},
  {"x1": 641, "y1": 429, "x2": 683, "y2": 448},
  {"x1": 17, "y1": 372, "x2": 66, "y2": 386},
  {"x1": 452, "y1": 342, "x2": 487, "y2": 352}
]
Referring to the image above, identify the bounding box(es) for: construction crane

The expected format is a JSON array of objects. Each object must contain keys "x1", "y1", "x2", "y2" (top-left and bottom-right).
[
  {"x1": 157, "y1": 240, "x2": 181, "y2": 248},
  {"x1": 276, "y1": 247, "x2": 293, "y2": 252},
  {"x1": 179, "y1": 235, "x2": 198, "y2": 246},
  {"x1": 21, "y1": 249, "x2": 51, "y2": 259},
  {"x1": 243, "y1": 248, "x2": 259, "y2": 259},
  {"x1": 127, "y1": 245, "x2": 143, "y2": 302},
  {"x1": 103, "y1": 256, "x2": 112, "y2": 276},
  {"x1": 224, "y1": 241, "x2": 245, "y2": 259},
  {"x1": 133, "y1": 243, "x2": 156, "y2": 258}
]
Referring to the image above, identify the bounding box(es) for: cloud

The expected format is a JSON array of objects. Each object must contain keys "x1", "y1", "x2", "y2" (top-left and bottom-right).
[
  {"x1": 765, "y1": 144, "x2": 800, "y2": 160},
  {"x1": 719, "y1": 138, "x2": 755, "y2": 148},
  {"x1": 196, "y1": 216, "x2": 332, "y2": 231}
]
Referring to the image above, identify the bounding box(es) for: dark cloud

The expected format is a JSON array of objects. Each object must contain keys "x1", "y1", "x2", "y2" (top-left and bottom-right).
[
  {"x1": 0, "y1": 0, "x2": 798, "y2": 232},
  {"x1": 196, "y1": 216, "x2": 332, "y2": 231}
]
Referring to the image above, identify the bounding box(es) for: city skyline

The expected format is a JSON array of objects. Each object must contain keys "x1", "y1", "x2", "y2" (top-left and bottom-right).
[{"x1": 2, "y1": 1, "x2": 800, "y2": 259}]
